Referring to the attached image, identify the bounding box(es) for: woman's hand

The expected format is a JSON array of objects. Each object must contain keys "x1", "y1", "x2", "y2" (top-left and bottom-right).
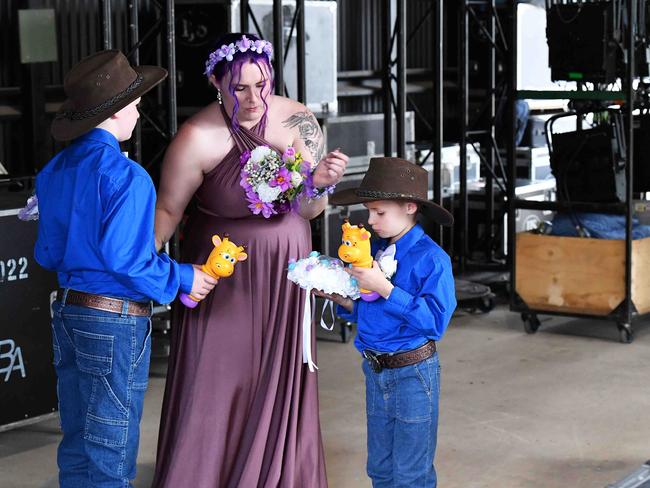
[
  {"x1": 311, "y1": 149, "x2": 349, "y2": 189},
  {"x1": 346, "y1": 262, "x2": 394, "y2": 299},
  {"x1": 311, "y1": 289, "x2": 355, "y2": 313}
]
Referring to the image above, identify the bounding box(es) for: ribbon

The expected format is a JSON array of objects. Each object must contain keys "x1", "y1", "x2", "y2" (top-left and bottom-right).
[
  {"x1": 319, "y1": 299, "x2": 336, "y2": 331},
  {"x1": 302, "y1": 293, "x2": 339, "y2": 372},
  {"x1": 302, "y1": 288, "x2": 318, "y2": 372}
]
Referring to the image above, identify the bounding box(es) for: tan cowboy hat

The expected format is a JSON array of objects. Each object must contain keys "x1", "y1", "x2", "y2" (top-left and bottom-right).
[
  {"x1": 51, "y1": 50, "x2": 167, "y2": 141},
  {"x1": 329, "y1": 157, "x2": 454, "y2": 226}
]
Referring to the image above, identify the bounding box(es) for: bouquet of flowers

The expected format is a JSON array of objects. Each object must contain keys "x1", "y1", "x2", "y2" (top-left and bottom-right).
[
  {"x1": 287, "y1": 251, "x2": 361, "y2": 300},
  {"x1": 287, "y1": 251, "x2": 359, "y2": 372},
  {"x1": 18, "y1": 194, "x2": 39, "y2": 221},
  {"x1": 239, "y1": 145, "x2": 308, "y2": 218},
  {"x1": 240, "y1": 145, "x2": 334, "y2": 218}
]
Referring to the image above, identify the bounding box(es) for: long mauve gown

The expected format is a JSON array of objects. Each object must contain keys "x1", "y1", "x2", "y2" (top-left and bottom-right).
[{"x1": 152, "y1": 107, "x2": 328, "y2": 487}]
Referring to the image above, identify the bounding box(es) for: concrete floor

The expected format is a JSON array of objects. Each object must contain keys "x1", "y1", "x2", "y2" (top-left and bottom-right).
[{"x1": 2, "y1": 306, "x2": 650, "y2": 487}]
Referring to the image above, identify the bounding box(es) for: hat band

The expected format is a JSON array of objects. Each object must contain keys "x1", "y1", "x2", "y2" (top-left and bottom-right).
[
  {"x1": 56, "y1": 73, "x2": 144, "y2": 121},
  {"x1": 356, "y1": 189, "x2": 422, "y2": 200}
]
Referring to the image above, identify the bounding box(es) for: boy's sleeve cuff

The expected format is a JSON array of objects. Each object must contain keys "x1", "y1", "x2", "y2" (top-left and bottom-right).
[
  {"x1": 178, "y1": 264, "x2": 195, "y2": 295},
  {"x1": 384, "y1": 286, "x2": 411, "y2": 318}
]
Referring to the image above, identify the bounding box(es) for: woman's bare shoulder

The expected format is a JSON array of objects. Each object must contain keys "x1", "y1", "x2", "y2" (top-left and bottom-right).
[
  {"x1": 177, "y1": 104, "x2": 229, "y2": 141},
  {"x1": 271, "y1": 96, "x2": 313, "y2": 123},
  {"x1": 169, "y1": 104, "x2": 233, "y2": 168}
]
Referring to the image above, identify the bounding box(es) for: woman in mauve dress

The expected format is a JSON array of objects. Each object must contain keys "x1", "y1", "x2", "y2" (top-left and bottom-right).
[{"x1": 151, "y1": 33, "x2": 348, "y2": 488}]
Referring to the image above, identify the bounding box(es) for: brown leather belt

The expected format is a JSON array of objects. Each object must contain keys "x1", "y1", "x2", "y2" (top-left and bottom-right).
[
  {"x1": 363, "y1": 340, "x2": 436, "y2": 373},
  {"x1": 58, "y1": 289, "x2": 152, "y2": 317}
]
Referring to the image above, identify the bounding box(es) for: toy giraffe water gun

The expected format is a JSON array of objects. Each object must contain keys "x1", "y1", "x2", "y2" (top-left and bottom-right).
[
  {"x1": 338, "y1": 221, "x2": 380, "y2": 302},
  {"x1": 179, "y1": 234, "x2": 248, "y2": 308}
]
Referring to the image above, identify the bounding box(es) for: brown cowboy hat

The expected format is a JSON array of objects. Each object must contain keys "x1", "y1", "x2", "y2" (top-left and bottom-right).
[
  {"x1": 51, "y1": 50, "x2": 167, "y2": 141},
  {"x1": 329, "y1": 157, "x2": 454, "y2": 226}
]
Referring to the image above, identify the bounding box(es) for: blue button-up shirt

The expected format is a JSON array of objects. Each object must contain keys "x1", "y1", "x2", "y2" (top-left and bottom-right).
[
  {"x1": 338, "y1": 224, "x2": 456, "y2": 354},
  {"x1": 34, "y1": 128, "x2": 193, "y2": 304}
]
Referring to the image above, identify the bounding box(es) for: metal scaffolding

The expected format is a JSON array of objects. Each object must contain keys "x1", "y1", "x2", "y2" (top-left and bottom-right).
[
  {"x1": 458, "y1": 0, "x2": 509, "y2": 272},
  {"x1": 382, "y1": 0, "x2": 445, "y2": 244}
]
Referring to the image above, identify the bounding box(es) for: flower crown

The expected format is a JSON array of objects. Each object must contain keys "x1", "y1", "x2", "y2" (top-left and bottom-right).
[{"x1": 204, "y1": 35, "x2": 274, "y2": 77}]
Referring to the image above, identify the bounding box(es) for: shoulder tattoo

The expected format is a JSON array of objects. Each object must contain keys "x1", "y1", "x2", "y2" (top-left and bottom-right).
[{"x1": 282, "y1": 111, "x2": 325, "y2": 163}]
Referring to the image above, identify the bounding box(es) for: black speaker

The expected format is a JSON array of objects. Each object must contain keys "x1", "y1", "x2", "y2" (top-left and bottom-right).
[
  {"x1": 547, "y1": 2, "x2": 619, "y2": 83},
  {"x1": 0, "y1": 188, "x2": 59, "y2": 428},
  {"x1": 175, "y1": 2, "x2": 229, "y2": 108},
  {"x1": 550, "y1": 123, "x2": 626, "y2": 204}
]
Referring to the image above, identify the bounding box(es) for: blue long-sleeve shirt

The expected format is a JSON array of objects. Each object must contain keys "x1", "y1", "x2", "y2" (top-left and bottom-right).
[
  {"x1": 34, "y1": 128, "x2": 193, "y2": 304},
  {"x1": 338, "y1": 224, "x2": 456, "y2": 354}
]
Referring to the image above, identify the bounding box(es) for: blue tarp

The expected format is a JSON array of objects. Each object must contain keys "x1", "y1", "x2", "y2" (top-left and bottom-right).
[{"x1": 550, "y1": 213, "x2": 650, "y2": 240}]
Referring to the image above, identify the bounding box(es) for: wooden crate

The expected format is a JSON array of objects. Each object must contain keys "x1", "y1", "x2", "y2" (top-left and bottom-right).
[{"x1": 515, "y1": 233, "x2": 650, "y2": 316}]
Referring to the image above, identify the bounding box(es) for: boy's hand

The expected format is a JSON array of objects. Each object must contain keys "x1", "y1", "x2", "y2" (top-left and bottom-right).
[
  {"x1": 190, "y1": 265, "x2": 218, "y2": 300},
  {"x1": 312, "y1": 289, "x2": 354, "y2": 313},
  {"x1": 346, "y1": 262, "x2": 394, "y2": 299}
]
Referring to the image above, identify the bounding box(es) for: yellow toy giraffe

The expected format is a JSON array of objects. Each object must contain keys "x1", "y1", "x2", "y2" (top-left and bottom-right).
[
  {"x1": 338, "y1": 221, "x2": 380, "y2": 301},
  {"x1": 180, "y1": 234, "x2": 248, "y2": 308}
]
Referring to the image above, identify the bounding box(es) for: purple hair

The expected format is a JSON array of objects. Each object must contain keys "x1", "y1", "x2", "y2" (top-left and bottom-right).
[{"x1": 207, "y1": 33, "x2": 275, "y2": 134}]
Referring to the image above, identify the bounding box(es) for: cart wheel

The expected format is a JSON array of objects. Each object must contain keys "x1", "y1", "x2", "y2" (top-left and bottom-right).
[
  {"x1": 618, "y1": 323, "x2": 634, "y2": 344},
  {"x1": 478, "y1": 296, "x2": 495, "y2": 313},
  {"x1": 521, "y1": 313, "x2": 540, "y2": 334}
]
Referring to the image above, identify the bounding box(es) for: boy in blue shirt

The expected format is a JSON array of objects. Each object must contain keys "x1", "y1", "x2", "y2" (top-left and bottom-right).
[
  {"x1": 327, "y1": 157, "x2": 456, "y2": 488},
  {"x1": 35, "y1": 50, "x2": 217, "y2": 487}
]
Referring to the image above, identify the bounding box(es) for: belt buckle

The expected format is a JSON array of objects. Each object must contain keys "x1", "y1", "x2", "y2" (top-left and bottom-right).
[{"x1": 363, "y1": 351, "x2": 383, "y2": 373}]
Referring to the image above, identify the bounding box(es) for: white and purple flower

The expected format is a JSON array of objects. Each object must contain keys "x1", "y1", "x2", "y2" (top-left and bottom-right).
[
  {"x1": 282, "y1": 146, "x2": 296, "y2": 161},
  {"x1": 235, "y1": 35, "x2": 252, "y2": 53},
  {"x1": 269, "y1": 167, "x2": 292, "y2": 192},
  {"x1": 240, "y1": 143, "x2": 334, "y2": 219},
  {"x1": 246, "y1": 191, "x2": 276, "y2": 219},
  {"x1": 204, "y1": 36, "x2": 274, "y2": 77}
]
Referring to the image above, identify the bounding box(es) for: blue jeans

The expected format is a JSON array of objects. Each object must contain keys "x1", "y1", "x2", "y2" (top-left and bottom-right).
[
  {"x1": 50, "y1": 290, "x2": 152, "y2": 487},
  {"x1": 363, "y1": 353, "x2": 441, "y2": 488}
]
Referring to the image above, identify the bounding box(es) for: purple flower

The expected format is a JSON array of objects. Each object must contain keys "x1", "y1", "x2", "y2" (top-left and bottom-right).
[
  {"x1": 203, "y1": 52, "x2": 219, "y2": 76},
  {"x1": 205, "y1": 37, "x2": 274, "y2": 79},
  {"x1": 240, "y1": 175, "x2": 252, "y2": 192},
  {"x1": 302, "y1": 170, "x2": 317, "y2": 198},
  {"x1": 283, "y1": 146, "x2": 296, "y2": 161},
  {"x1": 218, "y1": 43, "x2": 236, "y2": 62},
  {"x1": 269, "y1": 167, "x2": 292, "y2": 192},
  {"x1": 18, "y1": 195, "x2": 39, "y2": 221},
  {"x1": 246, "y1": 191, "x2": 276, "y2": 219},
  {"x1": 299, "y1": 165, "x2": 336, "y2": 200},
  {"x1": 240, "y1": 150, "x2": 251, "y2": 166},
  {"x1": 252, "y1": 40, "x2": 266, "y2": 54},
  {"x1": 235, "y1": 35, "x2": 252, "y2": 53},
  {"x1": 301, "y1": 160, "x2": 312, "y2": 174}
]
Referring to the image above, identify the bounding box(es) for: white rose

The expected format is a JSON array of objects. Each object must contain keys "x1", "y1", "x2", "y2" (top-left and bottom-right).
[
  {"x1": 255, "y1": 182, "x2": 283, "y2": 203},
  {"x1": 250, "y1": 146, "x2": 272, "y2": 163},
  {"x1": 290, "y1": 171, "x2": 303, "y2": 187}
]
